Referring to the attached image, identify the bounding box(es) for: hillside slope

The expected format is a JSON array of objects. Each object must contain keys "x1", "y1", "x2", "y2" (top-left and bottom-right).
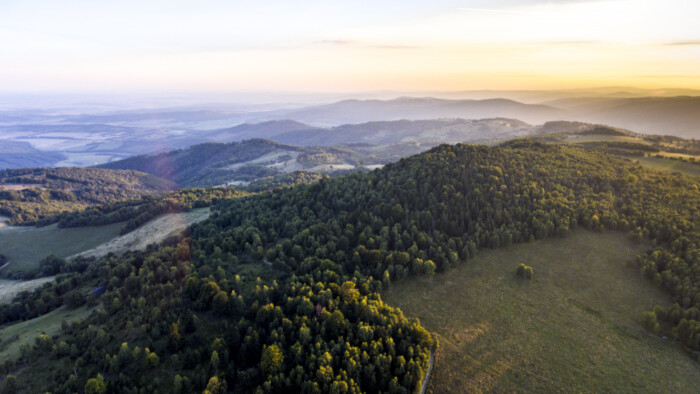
[
  {"x1": 213, "y1": 118, "x2": 535, "y2": 146},
  {"x1": 0, "y1": 140, "x2": 65, "y2": 169},
  {"x1": 549, "y1": 96, "x2": 700, "y2": 138},
  {"x1": 0, "y1": 167, "x2": 175, "y2": 224},
  {"x1": 3, "y1": 141, "x2": 700, "y2": 393},
  {"x1": 98, "y1": 139, "x2": 365, "y2": 187},
  {"x1": 98, "y1": 119, "x2": 540, "y2": 188},
  {"x1": 385, "y1": 231, "x2": 700, "y2": 392}
]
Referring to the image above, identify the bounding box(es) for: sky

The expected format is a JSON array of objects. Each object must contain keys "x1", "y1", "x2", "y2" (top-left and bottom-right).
[{"x1": 0, "y1": 0, "x2": 699, "y2": 94}]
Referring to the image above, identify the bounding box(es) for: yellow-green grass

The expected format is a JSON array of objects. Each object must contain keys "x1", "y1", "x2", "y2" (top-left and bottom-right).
[
  {"x1": 634, "y1": 156, "x2": 700, "y2": 177},
  {"x1": 0, "y1": 222, "x2": 123, "y2": 273},
  {"x1": 74, "y1": 208, "x2": 211, "y2": 259},
  {"x1": 0, "y1": 305, "x2": 96, "y2": 363},
  {"x1": 383, "y1": 231, "x2": 700, "y2": 393},
  {"x1": 564, "y1": 135, "x2": 650, "y2": 144},
  {"x1": 0, "y1": 277, "x2": 56, "y2": 304},
  {"x1": 653, "y1": 152, "x2": 700, "y2": 160}
]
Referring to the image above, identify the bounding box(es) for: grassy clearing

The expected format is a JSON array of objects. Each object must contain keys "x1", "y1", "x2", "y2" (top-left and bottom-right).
[
  {"x1": 564, "y1": 135, "x2": 650, "y2": 144},
  {"x1": 0, "y1": 305, "x2": 96, "y2": 363},
  {"x1": 0, "y1": 222, "x2": 123, "y2": 273},
  {"x1": 634, "y1": 156, "x2": 700, "y2": 177},
  {"x1": 74, "y1": 208, "x2": 211, "y2": 259},
  {"x1": 0, "y1": 277, "x2": 56, "y2": 304},
  {"x1": 654, "y1": 152, "x2": 700, "y2": 160},
  {"x1": 383, "y1": 231, "x2": 700, "y2": 393}
]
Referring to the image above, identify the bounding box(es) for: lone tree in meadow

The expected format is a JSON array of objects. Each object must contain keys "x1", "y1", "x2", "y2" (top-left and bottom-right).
[
  {"x1": 640, "y1": 311, "x2": 660, "y2": 334},
  {"x1": 516, "y1": 263, "x2": 534, "y2": 280}
]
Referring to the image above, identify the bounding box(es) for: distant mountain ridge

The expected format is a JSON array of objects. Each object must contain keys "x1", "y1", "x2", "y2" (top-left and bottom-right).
[
  {"x1": 546, "y1": 96, "x2": 700, "y2": 138},
  {"x1": 213, "y1": 118, "x2": 534, "y2": 146},
  {"x1": 1, "y1": 94, "x2": 697, "y2": 173},
  {"x1": 100, "y1": 117, "x2": 544, "y2": 188},
  {"x1": 271, "y1": 97, "x2": 564, "y2": 126}
]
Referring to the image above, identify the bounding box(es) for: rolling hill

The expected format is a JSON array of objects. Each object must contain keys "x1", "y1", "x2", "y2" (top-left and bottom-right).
[
  {"x1": 274, "y1": 97, "x2": 564, "y2": 126},
  {"x1": 0, "y1": 140, "x2": 65, "y2": 169},
  {"x1": 97, "y1": 139, "x2": 363, "y2": 187},
  {"x1": 1, "y1": 140, "x2": 700, "y2": 392},
  {"x1": 99, "y1": 119, "x2": 540, "y2": 188},
  {"x1": 226, "y1": 118, "x2": 535, "y2": 146},
  {"x1": 0, "y1": 167, "x2": 175, "y2": 224},
  {"x1": 548, "y1": 96, "x2": 700, "y2": 138}
]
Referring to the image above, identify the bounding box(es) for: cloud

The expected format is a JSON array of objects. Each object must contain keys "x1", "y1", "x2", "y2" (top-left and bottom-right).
[{"x1": 662, "y1": 41, "x2": 700, "y2": 46}]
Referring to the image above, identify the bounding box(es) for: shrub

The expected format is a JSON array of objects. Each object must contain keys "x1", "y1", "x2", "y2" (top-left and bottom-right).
[
  {"x1": 640, "y1": 311, "x2": 660, "y2": 334},
  {"x1": 516, "y1": 263, "x2": 534, "y2": 280}
]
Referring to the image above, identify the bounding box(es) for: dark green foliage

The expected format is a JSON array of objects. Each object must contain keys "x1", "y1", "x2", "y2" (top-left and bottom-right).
[
  {"x1": 0, "y1": 375, "x2": 17, "y2": 394},
  {"x1": 65, "y1": 290, "x2": 86, "y2": 309},
  {"x1": 42, "y1": 188, "x2": 249, "y2": 233},
  {"x1": 0, "y1": 167, "x2": 175, "y2": 224},
  {"x1": 242, "y1": 171, "x2": 326, "y2": 193},
  {"x1": 0, "y1": 256, "x2": 93, "y2": 323},
  {"x1": 516, "y1": 263, "x2": 534, "y2": 280},
  {"x1": 575, "y1": 126, "x2": 631, "y2": 136},
  {"x1": 4, "y1": 140, "x2": 700, "y2": 392},
  {"x1": 39, "y1": 254, "x2": 66, "y2": 277}
]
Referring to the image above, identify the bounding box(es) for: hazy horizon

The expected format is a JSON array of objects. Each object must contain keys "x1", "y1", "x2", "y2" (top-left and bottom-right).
[
  {"x1": 2, "y1": 85, "x2": 700, "y2": 113},
  {"x1": 2, "y1": 0, "x2": 699, "y2": 93}
]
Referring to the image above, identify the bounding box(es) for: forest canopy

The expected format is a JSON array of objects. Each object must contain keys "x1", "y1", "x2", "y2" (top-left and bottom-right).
[{"x1": 1, "y1": 140, "x2": 699, "y2": 392}]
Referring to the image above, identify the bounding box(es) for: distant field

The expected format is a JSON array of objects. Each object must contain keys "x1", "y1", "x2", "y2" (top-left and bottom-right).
[
  {"x1": 0, "y1": 222, "x2": 123, "y2": 273},
  {"x1": 0, "y1": 305, "x2": 96, "y2": 363},
  {"x1": 0, "y1": 208, "x2": 211, "y2": 273},
  {"x1": 564, "y1": 135, "x2": 650, "y2": 144},
  {"x1": 634, "y1": 156, "x2": 700, "y2": 177},
  {"x1": 74, "y1": 207, "x2": 210, "y2": 259},
  {"x1": 0, "y1": 184, "x2": 47, "y2": 191},
  {"x1": 384, "y1": 231, "x2": 700, "y2": 393},
  {"x1": 654, "y1": 152, "x2": 700, "y2": 160},
  {"x1": 0, "y1": 277, "x2": 56, "y2": 303}
]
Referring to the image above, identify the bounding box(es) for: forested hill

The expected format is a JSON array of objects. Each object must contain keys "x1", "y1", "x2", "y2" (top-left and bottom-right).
[
  {"x1": 0, "y1": 167, "x2": 175, "y2": 224},
  {"x1": 98, "y1": 139, "x2": 355, "y2": 187},
  {"x1": 4, "y1": 141, "x2": 700, "y2": 392}
]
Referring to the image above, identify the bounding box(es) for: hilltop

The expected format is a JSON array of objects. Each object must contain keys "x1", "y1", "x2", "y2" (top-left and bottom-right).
[
  {"x1": 0, "y1": 167, "x2": 175, "y2": 224},
  {"x1": 97, "y1": 139, "x2": 362, "y2": 187}
]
